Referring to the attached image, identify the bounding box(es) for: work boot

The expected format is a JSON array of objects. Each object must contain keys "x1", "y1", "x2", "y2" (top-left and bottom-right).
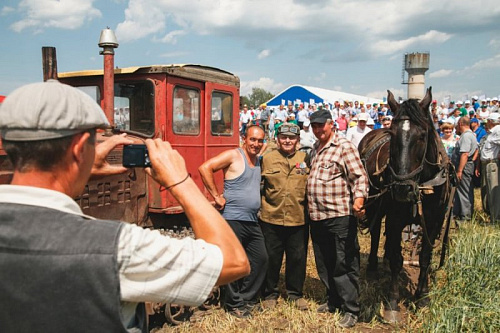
[
  {"x1": 259, "y1": 298, "x2": 277, "y2": 310},
  {"x1": 317, "y1": 302, "x2": 336, "y2": 313},
  {"x1": 292, "y1": 298, "x2": 308, "y2": 311},
  {"x1": 227, "y1": 307, "x2": 252, "y2": 319},
  {"x1": 337, "y1": 312, "x2": 358, "y2": 328}
]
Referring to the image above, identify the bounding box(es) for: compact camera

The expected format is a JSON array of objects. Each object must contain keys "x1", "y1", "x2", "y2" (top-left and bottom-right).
[{"x1": 122, "y1": 144, "x2": 151, "y2": 167}]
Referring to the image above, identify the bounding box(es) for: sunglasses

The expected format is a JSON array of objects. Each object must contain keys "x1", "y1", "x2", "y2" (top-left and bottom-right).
[{"x1": 279, "y1": 125, "x2": 299, "y2": 134}]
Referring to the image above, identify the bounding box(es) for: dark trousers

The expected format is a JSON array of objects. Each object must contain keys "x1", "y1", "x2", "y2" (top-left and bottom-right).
[
  {"x1": 260, "y1": 221, "x2": 309, "y2": 300},
  {"x1": 224, "y1": 220, "x2": 268, "y2": 310},
  {"x1": 310, "y1": 215, "x2": 360, "y2": 315}
]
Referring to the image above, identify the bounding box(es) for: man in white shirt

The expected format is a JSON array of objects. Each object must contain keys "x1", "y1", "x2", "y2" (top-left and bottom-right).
[
  {"x1": 0, "y1": 81, "x2": 249, "y2": 332},
  {"x1": 346, "y1": 113, "x2": 372, "y2": 148},
  {"x1": 477, "y1": 113, "x2": 500, "y2": 223}
]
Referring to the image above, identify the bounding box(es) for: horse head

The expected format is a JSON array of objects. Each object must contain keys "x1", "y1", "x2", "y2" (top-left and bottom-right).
[{"x1": 387, "y1": 88, "x2": 433, "y2": 203}]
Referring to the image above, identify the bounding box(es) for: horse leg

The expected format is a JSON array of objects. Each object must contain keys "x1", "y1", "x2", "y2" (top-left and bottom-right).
[
  {"x1": 383, "y1": 215, "x2": 404, "y2": 323},
  {"x1": 415, "y1": 200, "x2": 445, "y2": 307},
  {"x1": 367, "y1": 216, "x2": 381, "y2": 273}
]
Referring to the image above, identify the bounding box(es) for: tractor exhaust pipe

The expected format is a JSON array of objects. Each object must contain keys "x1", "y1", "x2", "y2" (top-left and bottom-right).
[
  {"x1": 42, "y1": 47, "x2": 58, "y2": 81},
  {"x1": 99, "y1": 28, "x2": 119, "y2": 127}
]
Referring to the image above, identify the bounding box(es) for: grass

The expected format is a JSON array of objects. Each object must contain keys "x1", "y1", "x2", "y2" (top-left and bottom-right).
[
  {"x1": 151, "y1": 189, "x2": 498, "y2": 332},
  {"x1": 414, "y1": 222, "x2": 500, "y2": 332}
]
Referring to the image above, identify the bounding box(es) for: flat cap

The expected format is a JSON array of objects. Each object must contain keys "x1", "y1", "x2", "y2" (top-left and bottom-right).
[
  {"x1": 309, "y1": 110, "x2": 332, "y2": 124},
  {"x1": 0, "y1": 80, "x2": 109, "y2": 141}
]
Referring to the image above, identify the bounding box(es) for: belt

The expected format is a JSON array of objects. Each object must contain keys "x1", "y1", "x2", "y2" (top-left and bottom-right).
[{"x1": 482, "y1": 159, "x2": 499, "y2": 164}]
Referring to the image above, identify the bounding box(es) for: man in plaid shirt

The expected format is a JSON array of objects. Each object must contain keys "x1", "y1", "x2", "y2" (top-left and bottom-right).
[{"x1": 306, "y1": 110, "x2": 368, "y2": 328}]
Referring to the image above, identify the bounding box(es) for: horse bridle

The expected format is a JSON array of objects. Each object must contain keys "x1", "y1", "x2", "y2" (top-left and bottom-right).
[{"x1": 387, "y1": 118, "x2": 430, "y2": 204}]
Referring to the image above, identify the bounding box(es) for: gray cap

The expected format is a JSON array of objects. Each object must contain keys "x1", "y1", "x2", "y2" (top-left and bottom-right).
[{"x1": 0, "y1": 80, "x2": 109, "y2": 141}]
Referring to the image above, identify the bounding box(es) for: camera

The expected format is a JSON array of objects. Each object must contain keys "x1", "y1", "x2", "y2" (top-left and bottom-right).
[{"x1": 122, "y1": 144, "x2": 151, "y2": 167}]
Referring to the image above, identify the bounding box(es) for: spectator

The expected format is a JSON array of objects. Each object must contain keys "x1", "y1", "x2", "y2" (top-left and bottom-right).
[
  {"x1": 260, "y1": 124, "x2": 309, "y2": 311},
  {"x1": 199, "y1": 125, "x2": 268, "y2": 318},
  {"x1": 440, "y1": 119, "x2": 459, "y2": 158},
  {"x1": 346, "y1": 113, "x2": 372, "y2": 148},
  {"x1": 299, "y1": 119, "x2": 317, "y2": 150},
  {"x1": 476, "y1": 113, "x2": 500, "y2": 223},
  {"x1": 0, "y1": 80, "x2": 249, "y2": 332},
  {"x1": 307, "y1": 110, "x2": 368, "y2": 328},
  {"x1": 382, "y1": 116, "x2": 392, "y2": 129},
  {"x1": 452, "y1": 116, "x2": 478, "y2": 223},
  {"x1": 471, "y1": 118, "x2": 487, "y2": 143}
]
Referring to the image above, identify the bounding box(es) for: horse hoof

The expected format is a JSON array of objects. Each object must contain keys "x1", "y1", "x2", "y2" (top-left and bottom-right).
[
  {"x1": 383, "y1": 310, "x2": 402, "y2": 323},
  {"x1": 416, "y1": 295, "x2": 430, "y2": 308}
]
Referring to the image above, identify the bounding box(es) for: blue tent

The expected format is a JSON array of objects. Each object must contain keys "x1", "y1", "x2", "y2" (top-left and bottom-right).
[{"x1": 266, "y1": 84, "x2": 382, "y2": 107}]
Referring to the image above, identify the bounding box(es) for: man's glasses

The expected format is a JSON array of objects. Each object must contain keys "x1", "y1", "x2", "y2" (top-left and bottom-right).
[{"x1": 279, "y1": 125, "x2": 299, "y2": 134}]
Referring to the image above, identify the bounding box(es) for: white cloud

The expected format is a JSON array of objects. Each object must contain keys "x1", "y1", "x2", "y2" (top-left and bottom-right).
[
  {"x1": 369, "y1": 30, "x2": 452, "y2": 56},
  {"x1": 240, "y1": 77, "x2": 285, "y2": 96},
  {"x1": 466, "y1": 54, "x2": 500, "y2": 71},
  {"x1": 429, "y1": 69, "x2": 454, "y2": 78},
  {"x1": 10, "y1": 0, "x2": 101, "y2": 32},
  {"x1": 257, "y1": 49, "x2": 270, "y2": 60},
  {"x1": 155, "y1": 30, "x2": 186, "y2": 44},
  {"x1": 1, "y1": 6, "x2": 15, "y2": 15},
  {"x1": 115, "y1": 1, "x2": 165, "y2": 42}
]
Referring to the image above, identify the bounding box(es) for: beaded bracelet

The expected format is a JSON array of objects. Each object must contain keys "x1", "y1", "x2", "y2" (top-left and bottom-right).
[{"x1": 165, "y1": 173, "x2": 190, "y2": 190}]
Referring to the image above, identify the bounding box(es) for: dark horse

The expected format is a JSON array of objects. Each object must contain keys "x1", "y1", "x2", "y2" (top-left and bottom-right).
[{"x1": 358, "y1": 88, "x2": 454, "y2": 322}]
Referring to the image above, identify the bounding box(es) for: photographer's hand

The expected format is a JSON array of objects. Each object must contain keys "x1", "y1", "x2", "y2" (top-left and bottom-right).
[
  {"x1": 144, "y1": 138, "x2": 189, "y2": 188},
  {"x1": 91, "y1": 133, "x2": 133, "y2": 179}
]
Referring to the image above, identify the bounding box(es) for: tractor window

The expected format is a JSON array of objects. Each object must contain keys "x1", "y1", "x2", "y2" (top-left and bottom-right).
[
  {"x1": 114, "y1": 81, "x2": 155, "y2": 136},
  {"x1": 77, "y1": 86, "x2": 101, "y2": 104},
  {"x1": 211, "y1": 92, "x2": 233, "y2": 135},
  {"x1": 173, "y1": 86, "x2": 200, "y2": 135}
]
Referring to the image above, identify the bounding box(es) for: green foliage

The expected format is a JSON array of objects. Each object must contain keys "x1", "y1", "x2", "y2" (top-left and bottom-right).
[
  {"x1": 418, "y1": 223, "x2": 500, "y2": 332},
  {"x1": 247, "y1": 87, "x2": 274, "y2": 107}
]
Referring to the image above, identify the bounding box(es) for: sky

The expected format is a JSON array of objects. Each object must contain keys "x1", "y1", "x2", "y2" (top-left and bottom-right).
[{"x1": 1, "y1": 0, "x2": 500, "y2": 104}]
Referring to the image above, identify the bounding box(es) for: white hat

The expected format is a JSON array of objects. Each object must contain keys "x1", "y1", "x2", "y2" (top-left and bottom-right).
[
  {"x1": 456, "y1": 101, "x2": 463, "y2": 105},
  {"x1": 303, "y1": 119, "x2": 310, "y2": 127},
  {"x1": 472, "y1": 95, "x2": 478, "y2": 100},
  {"x1": 340, "y1": 110, "x2": 346, "y2": 115},
  {"x1": 367, "y1": 117, "x2": 375, "y2": 125},
  {"x1": 358, "y1": 113, "x2": 369, "y2": 122},
  {"x1": 0, "y1": 80, "x2": 109, "y2": 141},
  {"x1": 465, "y1": 100, "x2": 471, "y2": 104},
  {"x1": 493, "y1": 97, "x2": 499, "y2": 101},
  {"x1": 487, "y1": 113, "x2": 500, "y2": 121},
  {"x1": 487, "y1": 98, "x2": 491, "y2": 101}
]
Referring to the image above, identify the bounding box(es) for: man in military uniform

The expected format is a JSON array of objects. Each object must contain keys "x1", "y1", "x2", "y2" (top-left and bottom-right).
[{"x1": 260, "y1": 123, "x2": 309, "y2": 311}]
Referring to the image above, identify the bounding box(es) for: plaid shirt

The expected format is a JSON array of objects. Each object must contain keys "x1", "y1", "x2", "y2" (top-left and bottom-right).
[{"x1": 307, "y1": 133, "x2": 368, "y2": 221}]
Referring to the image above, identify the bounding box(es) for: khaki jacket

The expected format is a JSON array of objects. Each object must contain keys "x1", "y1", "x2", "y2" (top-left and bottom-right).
[{"x1": 260, "y1": 149, "x2": 309, "y2": 226}]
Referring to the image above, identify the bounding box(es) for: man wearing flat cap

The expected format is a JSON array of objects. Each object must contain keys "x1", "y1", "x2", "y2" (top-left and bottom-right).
[
  {"x1": 0, "y1": 80, "x2": 249, "y2": 332},
  {"x1": 260, "y1": 123, "x2": 309, "y2": 311},
  {"x1": 306, "y1": 110, "x2": 368, "y2": 328}
]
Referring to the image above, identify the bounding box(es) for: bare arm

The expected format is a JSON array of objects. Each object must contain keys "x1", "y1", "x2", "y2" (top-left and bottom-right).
[
  {"x1": 456, "y1": 152, "x2": 469, "y2": 181},
  {"x1": 198, "y1": 150, "x2": 237, "y2": 209},
  {"x1": 145, "y1": 139, "x2": 249, "y2": 285}
]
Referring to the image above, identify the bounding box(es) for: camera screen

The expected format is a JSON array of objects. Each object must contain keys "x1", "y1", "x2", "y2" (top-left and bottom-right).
[{"x1": 123, "y1": 145, "x2": 149, "y2": 167}]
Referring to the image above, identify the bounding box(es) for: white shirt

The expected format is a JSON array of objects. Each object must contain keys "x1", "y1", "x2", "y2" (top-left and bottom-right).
[
  {"x1": 0, "y1": 185, "x2": 223, "y2": 328},
  {"x1": 240, "y1": 112, "x2": 252, "y2": 124},
  {"x1": 346, "y1": 125, "x2": 372, "y2": 148},
  {"x1": 481, "y1": 125, "x2": 500, "y2": 161},
  {"x1": 300, "y1": 129, "x2": 317, "y2": 148},
  {"x1": 297, "y1": 110, "x2": 309, "y2": 122}
]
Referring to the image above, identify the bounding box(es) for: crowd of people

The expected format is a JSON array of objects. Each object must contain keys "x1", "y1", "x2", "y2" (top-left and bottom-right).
[{"x1": 1, "y1": 80, "x2": 498, "y2": 332}]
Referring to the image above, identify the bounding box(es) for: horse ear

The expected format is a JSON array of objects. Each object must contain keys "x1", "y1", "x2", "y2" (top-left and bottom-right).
[
  {"x1": 419, "y1": 87, "x2": 432, "y2": 113},
  {"x1": 387, "y1": 90, "x2": 399, "y2": 115}
]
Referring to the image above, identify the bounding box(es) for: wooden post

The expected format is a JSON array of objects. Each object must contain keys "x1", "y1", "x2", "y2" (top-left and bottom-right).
[{"x1": 42, "y1": 47, "x2": 58, "y2": 81}]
